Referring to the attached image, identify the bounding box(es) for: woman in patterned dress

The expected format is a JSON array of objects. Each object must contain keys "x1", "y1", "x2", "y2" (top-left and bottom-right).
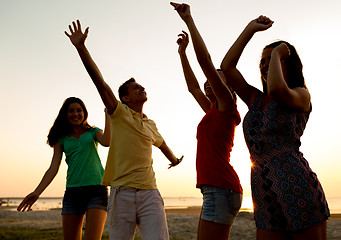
[{"x1": 220, "y1": 15, "x2": 329, "y2": 239}]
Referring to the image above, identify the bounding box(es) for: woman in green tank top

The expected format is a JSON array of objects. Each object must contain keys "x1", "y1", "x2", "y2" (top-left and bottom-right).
[{"x1": 17, "y1": 97, "x2": 110, "y2": 240}]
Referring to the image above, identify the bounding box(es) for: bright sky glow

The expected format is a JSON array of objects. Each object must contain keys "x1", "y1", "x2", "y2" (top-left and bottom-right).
[{"x1": 1, "y1": 0, "x2": 340, "y2": 200}]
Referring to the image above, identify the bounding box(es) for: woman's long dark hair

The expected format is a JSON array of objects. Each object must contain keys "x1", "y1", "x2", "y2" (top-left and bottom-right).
[
  {"x1": 47, "y1": 97, "x2": 91, "y2": 147},
  {"x1": 260, "y1": 40, "x2": 307, "y2": 93}
]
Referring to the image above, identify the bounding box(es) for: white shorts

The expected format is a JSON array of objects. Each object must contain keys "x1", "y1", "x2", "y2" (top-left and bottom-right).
[{"x1": 107, "y1": 186, "x2": 169, "y2": 240}]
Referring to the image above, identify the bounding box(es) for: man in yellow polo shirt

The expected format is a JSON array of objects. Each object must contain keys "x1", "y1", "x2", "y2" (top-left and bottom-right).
[{"x1": 66, "y1": 20, "x2": 183, "y2": 240}]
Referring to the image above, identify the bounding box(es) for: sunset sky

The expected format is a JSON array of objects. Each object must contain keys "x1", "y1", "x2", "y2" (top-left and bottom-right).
[{"x1": 1, "y1": 0, "x2": 340, "y2": 202}]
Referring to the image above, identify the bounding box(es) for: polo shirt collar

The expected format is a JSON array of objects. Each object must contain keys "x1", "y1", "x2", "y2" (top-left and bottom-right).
[{"x1": 128, "y1": 106, "x2": 148, "y2": 121}]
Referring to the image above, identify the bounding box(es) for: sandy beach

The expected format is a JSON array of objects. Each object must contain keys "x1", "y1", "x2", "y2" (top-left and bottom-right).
[{"x1": 0, "y1": 206, "x2": 340, "y2": 239}]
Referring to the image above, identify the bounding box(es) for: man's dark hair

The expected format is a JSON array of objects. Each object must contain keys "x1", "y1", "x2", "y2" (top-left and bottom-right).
[{"x1": 118, "y1": 78, "x2": 136, "y2": 104}]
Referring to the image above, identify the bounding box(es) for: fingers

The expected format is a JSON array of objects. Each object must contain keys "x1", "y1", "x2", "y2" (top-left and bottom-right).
[
  {"x1": 250, "y1": 15, "x2": 274, "y2": 32},
  {"x1": 68, "y1": 24, "x2": 74, "y2": 34},
  {"x1": 23, "y1": 204, "x2": 32, "y2": 212},
  {"x1": 173, "y1": 156, "x2": 183, "y2": 168},
  {"x1": 77, "y1": 19, "x2": 82, "y2": 31},
  {"x1": 17, "y1": 193, "x2": 38, "y2": 212},
  {"x1": 177, "y1": 33, "x2": 186, "y2": 39},
  {"x1": 170, "y1": 2, "x2": 189, "y2": 13},
  {"x1": 64, "y1": 25, "x2": 73, "y2": 39},
  {"x1": 65, "y1": 20, "x2": 85, "y2": 36},
  {"x1": 256, "y1": 15, "x2": 274, "y2": 25},
  {"x1": 17, "y1": 200, "x2": 31, "y2": 212},
  {"x1": 72, "y1": 21, "x2": 77, "y2": 32},
  {"x1": 21, "y1": 204, "x2": 29, "y2": 212},
  {"x1": 17, "y1": 196, "x2": 28, "y2": 211},
  {"x1": 64, "y1": 31, "x2": 70, "y2": 38},
  {"x1": 84, "y1": 27, "x2": 89, "y2": 36},
  {"x1": 177, "y1": 4, "x2": 186, "y2": 12},
  {"x1": 177, "y1": 30, "x2": 188, "y2": 39},
  {"x1": 176, "y1": 31, "x2": 189, "y2": 46},
  {"x1": 170, "y1": 2, "x2": 180, "y2": 9},
  {"x1": 168, "y1": 155, "x2": 184, "y2": 169},
  {"x1": 17, "y1": 202, "x2": 24, "y2": 211}
]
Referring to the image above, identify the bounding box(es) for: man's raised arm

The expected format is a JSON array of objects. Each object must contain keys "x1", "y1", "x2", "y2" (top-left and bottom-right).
[{"x1": 65, "y1": 20, "x2": 117, "y2": 114}]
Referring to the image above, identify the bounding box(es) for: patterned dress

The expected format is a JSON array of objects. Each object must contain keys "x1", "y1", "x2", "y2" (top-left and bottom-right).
[{"x1": 243, "y1": 93, "x2": 329, "y2": 232}]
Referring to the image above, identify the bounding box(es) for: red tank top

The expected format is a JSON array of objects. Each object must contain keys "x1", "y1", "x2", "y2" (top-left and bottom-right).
[{"x1": 196, "y1": 102, "x2": 243, "y2": 193}]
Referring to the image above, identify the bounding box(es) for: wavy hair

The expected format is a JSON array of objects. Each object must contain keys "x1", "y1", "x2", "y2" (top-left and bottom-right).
[{"x1": 47, "y1": 97, "x2": 91, "y2": 147}]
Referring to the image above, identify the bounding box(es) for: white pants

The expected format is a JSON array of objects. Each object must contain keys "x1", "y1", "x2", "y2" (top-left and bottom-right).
[{"x1": 107, "y1": 186, "x2": 169, "y2": 240}]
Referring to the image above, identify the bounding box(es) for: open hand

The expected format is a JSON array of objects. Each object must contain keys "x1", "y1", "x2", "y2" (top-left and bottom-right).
[
  {"x1": 64, "y1": 20, "x2": 89, "y2": 48},
  {"x1": 17, "y1": 192, "x2": 39, "y2": 212}
]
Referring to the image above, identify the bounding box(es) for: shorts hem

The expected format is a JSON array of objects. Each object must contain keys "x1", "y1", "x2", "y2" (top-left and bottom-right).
[{"x1": 200, "y1": 215, "x2": 234, "y2": 225}]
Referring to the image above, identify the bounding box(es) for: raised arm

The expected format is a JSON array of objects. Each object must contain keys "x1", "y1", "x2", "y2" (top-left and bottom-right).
[
  {"x1": 95, "y1": 108, "x2": 111, "y2": 147},
  {"x1": 267, "y1": 43, "x2": 310, "y2": 111},
  {"x1": 17, "y1": 143, "x2": 63, "y2": 212},
  {"x1": 158, "y1": 140, "x2": 183, "y2": 169},
  {"x1": 171, "y1": 2, "x2": 234, "y2": 112},
  {"x1": 220, "y1": 16, "x2": 273, "y2": 107},
  {"x1": 177, "y1": 31, "x2": 211, "y2": 112},
  {"x1": 65, "y1": 20, "x2": 117, "y2": 114}
]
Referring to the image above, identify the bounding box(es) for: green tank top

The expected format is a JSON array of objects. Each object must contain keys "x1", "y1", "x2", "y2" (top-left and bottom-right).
[{"x1": 59, "y1": 127, "x2": 104, "y2": 187}]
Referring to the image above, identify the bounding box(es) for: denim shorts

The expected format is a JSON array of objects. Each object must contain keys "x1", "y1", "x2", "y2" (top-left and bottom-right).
[
  {"x1": 62, "y1": 185, "x2": 108, "y2": 215},
  {"x1": 200, "y1": 185, "x2": 243, "y2": 225}
]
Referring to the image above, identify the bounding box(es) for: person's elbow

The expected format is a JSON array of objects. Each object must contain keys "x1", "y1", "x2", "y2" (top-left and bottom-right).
[
  {"x1": 220, "y1": 53, "x2": 239, "y2": 71},
  {"x1": 101, "y1": 138, "x2": 111, "y2": 147},
  {"x1": 158, "y1": 140, "x2": 166, "y2": 149}
]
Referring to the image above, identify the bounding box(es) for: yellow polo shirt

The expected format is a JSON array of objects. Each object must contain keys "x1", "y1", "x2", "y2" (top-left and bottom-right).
[{"x1": 101, "y1": 102, "x2": 164, "y2": 189}]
